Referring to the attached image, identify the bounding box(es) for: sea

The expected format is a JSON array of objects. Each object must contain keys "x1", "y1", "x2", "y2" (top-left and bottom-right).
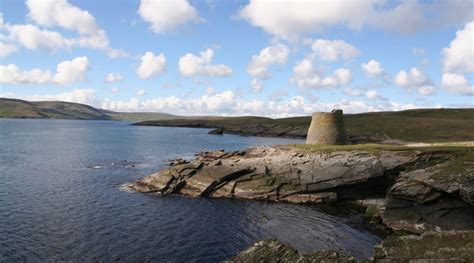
[{"x1": 0, "y1": 119, "x2": 381, "y2": 262}]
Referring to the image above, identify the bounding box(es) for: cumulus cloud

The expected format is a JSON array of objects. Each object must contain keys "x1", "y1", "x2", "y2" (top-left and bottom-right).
[
  {"x1": 361, "y1": 60, "x2": 384, "y2": 76},
  {"x1": 1, "y1": 1, "x2": 127, "y2": 57},
  {"x1": 0, "y1": 56, "x2": 89, "y2": 85},
  {"x1": 344, "y1": 88, "x2": 365, "y2": 97},
  {"x1": 136, "y1": 52, "x2": 166, "y2": 79},
  {"x1": 6, "y1": 24, "x2": 68, "y2": 51},
  {"x1": 442, "y1": 73, "x2": 473, "y2": 95},
  {"x1": 290, "y1": 58, "x2": 352, "y2": 89},
  {"x1": 247, "y1": 43, "x2": 289, "y2": 79},
  {"x1": 442, "y1": 21, "x2": 474, "y2": 73},
  {"x1": 52, "y1": 56, "x2": 89, "y2": 85},
  {"x1": 239, "y1": 0, "x2": 474, "y2": 38},
  {"x1": 0, "y1": 41, "x2": 18, "y2": 57},
  {"x1": 366, "y1": 90, "x2": 386, "y2": 100},
  {"x1": 137, "y1": 90, "x2": 146, "y2": 96},
  {"x1": 105, "y1": 73, "x2": 123, "y2": 83},
  {"x1": 26, "y1": 0, "x2": 101, "y2": 35},
  {"x1": 250, "y1": 78, "x2": 263, "y2": 92},
  {"x1": 111, "y1": 87, "x2": 119, "y2": 93},
  {"x1": 310, "y1": 39, "x2": 359, "y2": 62},
  {"x1": 394, "y1": 67, "x2": 435, "y2": 96},
  {"x1": 1, "y1": 88, "x2": 436, "y2": 117},
  {"x1": 179, "y1": 49, "x2": 232, "y2": 77},
  {"x1": 138, "y1": 0, "x2": 202, "y2": 33}
]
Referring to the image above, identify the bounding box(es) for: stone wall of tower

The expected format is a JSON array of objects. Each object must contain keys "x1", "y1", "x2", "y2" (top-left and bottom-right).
[{"x1": 306, "y1": 109, "x2": 347, "y2": 145}]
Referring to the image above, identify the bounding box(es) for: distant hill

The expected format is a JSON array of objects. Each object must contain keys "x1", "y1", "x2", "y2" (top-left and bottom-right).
[
  {"x1": 0, "y1": 98, "x2": 110, "y2": 120},
  {"x1": 0, "y1": 98, "x2": 182, "y2": 121},
  {"x1": 135, "y1": 108, "x2": 474, "y2": 143}
]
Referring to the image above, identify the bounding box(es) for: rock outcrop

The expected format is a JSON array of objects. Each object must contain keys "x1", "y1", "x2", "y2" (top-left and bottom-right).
[
  {"x1": 208, "y1": 128, "x2": 224, "y2": 135},
  {"x1": 229, "y1": 231, "x2": 474, "y2": 262},
  {"x1": 129, "y1": 145, "x2": 474, "y2": 234},
  {"x1": 225, "y1": 239, "x2": 355, "y2": 263}
]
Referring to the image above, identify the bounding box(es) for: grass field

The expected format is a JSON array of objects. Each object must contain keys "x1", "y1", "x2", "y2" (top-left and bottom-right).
[{"x1": 136, "y1": 108, "x2": 474, "y2": 143}]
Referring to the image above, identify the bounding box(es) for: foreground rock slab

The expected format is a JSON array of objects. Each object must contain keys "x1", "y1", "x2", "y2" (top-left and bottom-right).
[
  {"x1": 228, "y1": 231, "x2": 474, "y2": 262},
  {"x1": 225, "y1": 239, "x2": 355, "y2": 263},
  {"x1": 129, "y1": 145, "x2": 474, "y2": 234}
]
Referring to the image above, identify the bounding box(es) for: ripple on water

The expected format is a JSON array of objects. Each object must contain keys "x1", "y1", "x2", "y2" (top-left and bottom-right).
[{"x1": 0, "y1": 119, "x2": 378, "y2": 262}]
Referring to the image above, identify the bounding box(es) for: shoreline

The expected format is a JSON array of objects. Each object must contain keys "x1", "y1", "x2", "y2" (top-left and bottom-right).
[{"x1": 128, "y1": 143, "x2": 474, "y2": 261}]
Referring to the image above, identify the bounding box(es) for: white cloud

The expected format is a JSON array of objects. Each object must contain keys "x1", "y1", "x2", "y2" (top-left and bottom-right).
[
  {"x1": 442, "y1": 73, "x2": 473, "y2": 95},
  {"x1": 6, "y1": 24, "x2": 67, "y2": 51},
  {"x1": 105, "y1": 73, "x2": 123, "y2": 83},
  {"x1": 136, "y1": 52, "x2": 166, "y2": 79},
  {"x1": 0, "y1": 56, "x2": 89, "y2": 85},
  {"x1": 137, "y1": 90, "x2": 146, "y2": 96},
  {"x1": 1, "y1": 1, "x2": 126, "y2": 57},
  {"x1": 179, "y1": 49, "x2": 232, "y2": 77},
  {"x1": 366, "y1": 90, "x2": 386, "y2": 100},
  {"x1": 205, "y1": 87, "x2": 216, "y2": 95},
  {"x1": 361, "y1": 60, "x2": 384, "y2": 76},
  {"x1": 250, "y1": 78, "x2": 263, "y2": 92},
  {"x1": 26, "y1": 0, "x2": 102, "y2": 35},
  {"x1": 138, "y1": 0, "x2": 202, "y2": 33},
  {"x1": 247, "y1": 43, "x2": 289, "y2": 79},
  {"x1": 291, "y1": 58, "x2": 352, "y2": 89},
  {"x1": 442, "y1": 21, "x2": 474, "y2": 73},
  {"x1": 52, "y1": 56, "x2": 89, "y2": 85},
  {"x1": 394, "y1": 67, "x2": 435, "y2": 96},
  {"x1": 0, "y1": 64, "x2": 53, "y2": 84},
  {"x1": 111, "y1": 87, "x2": 119, "y2": 93},
  {"x1": 0, "y1": 41, "x2": 18, "y2": 57},
  {"x1": 310, "y1": 39, "x2": 359, "y2": 61},
  {"x1": 1, "y1": 89, "x2": 437, "y2": 117},
  {"x1": 344, "y1": 88, "x2": 364, "y2": 97},
  {"x1": 239, "y1": 0, "x2": 474, "y2": 38}
]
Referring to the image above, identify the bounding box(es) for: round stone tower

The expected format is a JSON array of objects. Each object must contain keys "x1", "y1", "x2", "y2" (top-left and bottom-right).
[{"x1": 306, "y1": 109, "x2": 347, "y2": 145}]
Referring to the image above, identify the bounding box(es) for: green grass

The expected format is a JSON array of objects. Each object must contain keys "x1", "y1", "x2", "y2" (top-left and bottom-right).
[
  {"x1": 281, "y1": 143, "x2": 474, "y2": 153},
  {"x1": 136, "y1": 108, "x2": 474, "y2": 143}
]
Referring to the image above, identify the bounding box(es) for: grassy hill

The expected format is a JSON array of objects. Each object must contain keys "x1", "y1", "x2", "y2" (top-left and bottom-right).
[
  {"x1": 0, "y1": 98, "x2": 110, "y2": 120},
  {"x1": 0, "y1": 98, "x2": 183, "y2": 121},
  {"x1": 2, "y1": 98, "x2": 472, "y2": 142},
  {"x1": 135, "y1": 108, "x2": 474, "y2": 143}
]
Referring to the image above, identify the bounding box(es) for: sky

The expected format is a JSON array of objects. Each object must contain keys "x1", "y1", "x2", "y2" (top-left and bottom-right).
[{"x1": 0, "y1": 0, "x2": 473, "y2": 117}]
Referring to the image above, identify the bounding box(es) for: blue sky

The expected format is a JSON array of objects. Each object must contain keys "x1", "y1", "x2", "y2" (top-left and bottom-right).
[{"x1": 0, "y1": 0, "x2": 473, "y2": 117}]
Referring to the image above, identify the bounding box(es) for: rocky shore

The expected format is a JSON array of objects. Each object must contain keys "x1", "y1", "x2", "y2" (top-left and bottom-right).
[{"x1": 128, "y1": 144, "x2": 474, "y2": 261}]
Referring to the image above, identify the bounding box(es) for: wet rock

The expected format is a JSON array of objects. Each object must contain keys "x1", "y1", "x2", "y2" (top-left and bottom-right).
[
  {"x1": 169, "y1": 158, "x2": 189, "y2": 166},
  {"x1": 225, "y1": 239, "x2": 355, "y2": 263},
  {"x1": 373, "y1": 230, "x2": 474, "y2": 261},
  {"x1": 208, "y1": 128, "x2": 224, "y2": 135}
]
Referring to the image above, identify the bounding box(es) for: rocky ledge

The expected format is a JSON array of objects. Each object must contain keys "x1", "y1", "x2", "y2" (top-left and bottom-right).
[
  {"x1": 129, "y1": 144, "x2": 474, "y2": 261},
  {"x1": 129, "y1": 145, "x2": 473, "y2": 234},
  {"x1": 228, "y1": 230, "x2": 474, "y2": 262}
]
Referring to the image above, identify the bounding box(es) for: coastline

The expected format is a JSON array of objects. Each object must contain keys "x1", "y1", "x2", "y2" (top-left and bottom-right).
[{"x1": 128, "y1": 143, "x2": 474, "y2": 261}]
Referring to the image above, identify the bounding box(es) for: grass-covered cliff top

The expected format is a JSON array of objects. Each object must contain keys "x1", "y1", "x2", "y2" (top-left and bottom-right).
[{"x1": 136, "y1": 108, "x2": 474, "y2": 143}]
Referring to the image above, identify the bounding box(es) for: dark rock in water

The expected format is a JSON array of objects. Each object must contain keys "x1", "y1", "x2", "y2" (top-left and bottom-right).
[
  {"x1": 225, "y1": 239, "x2": 355, "y2": 263},
  {"x1": 208, "y1": 128, "x2": 224, "y2": 135}
]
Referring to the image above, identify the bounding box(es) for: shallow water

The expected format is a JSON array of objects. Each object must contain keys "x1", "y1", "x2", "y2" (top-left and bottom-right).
[{"x1": 0, "y1": 119, "x2": 380, "y2": 261}]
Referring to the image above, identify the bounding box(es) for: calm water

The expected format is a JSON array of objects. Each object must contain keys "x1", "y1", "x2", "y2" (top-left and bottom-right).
[{"x1": 0, "y1": 119, "x2": 380, "y2": 262}]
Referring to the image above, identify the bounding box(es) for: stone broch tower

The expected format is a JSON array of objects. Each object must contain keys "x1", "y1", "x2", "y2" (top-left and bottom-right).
[{"x1": 306, "y1": 109, "x2": 347, "y2": 145}]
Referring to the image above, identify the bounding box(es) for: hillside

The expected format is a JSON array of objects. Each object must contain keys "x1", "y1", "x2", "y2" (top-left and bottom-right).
[
  {"x1": 134, "y1": 108, "x2": 474, "y2": 143},
  {"x1": 0, "y1": 98, "x2": 110, "y2": 120},
  {"x1": 0, "y1": 98, "x2": 185, "y2": 121}
]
